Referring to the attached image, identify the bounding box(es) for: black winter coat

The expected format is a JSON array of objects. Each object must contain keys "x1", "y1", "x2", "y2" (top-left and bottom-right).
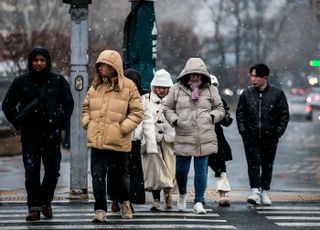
[
  {"x1": 214, "y1": 99, "x2": 233, "y2": 162},
  {"x1": 2, "y1": 73, "x2": 74, "y2": 145},
  {"x1": 236, "y1": 84, "x2": 289, "y2": 140},
  {"x1": 208, "y1": 99, "x2": 233, "y2": 176}
]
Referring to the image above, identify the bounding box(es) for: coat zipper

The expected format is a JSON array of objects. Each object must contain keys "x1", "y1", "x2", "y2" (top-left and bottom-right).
[
  {"x1": 193, "y1": 100, "x2": 201, "y2": 155},
  {"x1": 259, "y1": 92, "x2": 262, "y2": 138}
]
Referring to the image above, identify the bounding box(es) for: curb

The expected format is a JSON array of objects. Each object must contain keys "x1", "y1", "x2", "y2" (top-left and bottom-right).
[{"x1": 1, "y1": 188, "x2": 319, "y2": 203}]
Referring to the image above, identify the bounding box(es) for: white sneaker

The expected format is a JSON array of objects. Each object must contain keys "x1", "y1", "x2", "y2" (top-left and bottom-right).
[
  {"x1": 247, "y1": 188, "x2": 261, "y2": 205},
  {"x1": 177, "y1": 194, "x2": 187, "y2": 211},
  {"x1": 92, "y1": 209, "x2": 107, "y2": 222},
  {"x1": 193, "y1": 202, "x2": 206, "y2": 214},
  {"x1": 261, "y1": 190, "x2": 272, "y2": 206}
]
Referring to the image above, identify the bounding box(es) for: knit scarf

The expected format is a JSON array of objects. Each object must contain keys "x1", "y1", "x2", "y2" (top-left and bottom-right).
[{"x1": 188, "y1": 80, "x2": 202, "y2": 100}]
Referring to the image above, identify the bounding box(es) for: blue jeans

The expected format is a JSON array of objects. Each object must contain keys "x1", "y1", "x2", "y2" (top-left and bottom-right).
[{"x1": 176, "y1": 155, "x2": 209, "y2": 203}]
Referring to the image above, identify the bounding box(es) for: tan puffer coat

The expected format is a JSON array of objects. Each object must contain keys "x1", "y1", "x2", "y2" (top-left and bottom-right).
[
  {"x1": 82, "y1": 50, "x2": 143, "y2": 152},
  {"x1": 164, "y1": 58, "x2": 225, "y2": 157}
]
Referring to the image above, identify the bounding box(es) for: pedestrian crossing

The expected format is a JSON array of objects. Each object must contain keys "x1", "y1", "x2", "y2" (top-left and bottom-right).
[
  {"x1": 0, "y1": 202, "x2": 236, "y2": 230},
  {"x1": 256, "y1": 205, "x2": 320, "y2": 228}
]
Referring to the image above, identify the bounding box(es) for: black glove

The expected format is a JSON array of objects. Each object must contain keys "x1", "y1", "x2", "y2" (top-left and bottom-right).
[
  {"x1": 211, "y1": 115, "x2": 215, "y2": 123},
  {"x1": 172, "y1": 120, "x2": 178, "y2": 127}
]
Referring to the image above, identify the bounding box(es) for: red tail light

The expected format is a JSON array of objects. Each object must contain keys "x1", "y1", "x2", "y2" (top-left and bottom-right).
[
  {"x1": 299, "y1": 88, "x2": 305, "y2": 95},
  {"x1": 305, "y1": 105, "x2": 312, "y2": 112}
]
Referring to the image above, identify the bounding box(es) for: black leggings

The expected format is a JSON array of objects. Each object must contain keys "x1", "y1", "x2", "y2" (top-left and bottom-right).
[{"x1": 152, "y1": 190, "x2": 161, "y2": 200}]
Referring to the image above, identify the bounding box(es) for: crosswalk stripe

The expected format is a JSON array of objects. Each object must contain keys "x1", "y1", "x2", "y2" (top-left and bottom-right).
[
  {"x1": 0, "y1": 218, "x2": 227, "y2": 224},
  {"x1": 0, "y1": 212, "x2": 220, "y2": 217},
  {"x1": 0, "y1": 204, "x2": 235, "y2": 230},
  {"x1": 255, "y1": 206, "x2": 320, "y2": 210},
  {"x1": 255, "y1": 205, "x2": 320, "y2": 228},
  {"x1": 0, "y1": 208, "x2": 216, "y2": 214},
  {"x1": 266, "y1": 216, "x2": 320, "y2": 220},
  {"x1": 258, "y1": 211, "x2": 320, "y2": 214},
  {"x1": 276, "y1": 222, "x2": 320, "y2": 227},
  {"x1": 0, "y1": 224, "x2": 237, "y2": 230}
]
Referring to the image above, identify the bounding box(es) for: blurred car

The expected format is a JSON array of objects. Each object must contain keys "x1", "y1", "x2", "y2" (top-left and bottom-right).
[
  {"x1": 0, "y1": 101, "x2": 15, "y2": 137},
  {"x1": 306, "y1": 87, "x2": 320, "y2": 109},
  {"x1": 290, "y1": 87, "x2": 306, "y2": 96},
  {"x1": 288, "y1": 96, "x2": 313, "y2": 121}
]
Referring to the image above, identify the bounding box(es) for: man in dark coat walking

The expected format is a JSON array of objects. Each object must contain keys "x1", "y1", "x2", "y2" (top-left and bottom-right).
[
  {"x1": 2, "y1": 47, "x2": 74, "y2": 221},
  {"x1": 236, "y1": 63, "x2": 289, "y2": 206}
]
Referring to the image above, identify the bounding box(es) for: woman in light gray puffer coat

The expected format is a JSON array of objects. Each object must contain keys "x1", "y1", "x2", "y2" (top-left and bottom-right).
[{"x1": 164, "y1": 57, "x2": 224, "y2": 214}]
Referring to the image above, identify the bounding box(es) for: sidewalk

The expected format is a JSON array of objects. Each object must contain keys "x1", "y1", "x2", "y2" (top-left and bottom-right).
[{"x1": 1, "y1": 186, "x2": 319, "y2": 203}]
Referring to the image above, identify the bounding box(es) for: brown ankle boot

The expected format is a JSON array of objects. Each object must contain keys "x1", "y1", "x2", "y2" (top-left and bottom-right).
[
  {"x1": 42, "y1": 205, "x2": 53, "y2": 219},
  {"x1": 26, "y1": 211, "x2": 40, "y2": 221},
  {"x1": 218, "y1": 191, "x2": 230, "y2": 207},
  {"x1": 111, "y1": 200, "x2": 120, "y2": 213}
]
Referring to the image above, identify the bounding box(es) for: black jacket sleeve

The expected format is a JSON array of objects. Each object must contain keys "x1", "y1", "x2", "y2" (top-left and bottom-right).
[
  {"x1": 276, "y1": 90, "x2": 289, "y2": 138},
  {"x1": 59, "y1": 76, "x2": 74, "y2": 129},
  {"x1": 236, "y1": 92, "x2": 247, "y2": 136},
  {"x1": 2, "y1": 78, "x2": 21, "y2": 129}
]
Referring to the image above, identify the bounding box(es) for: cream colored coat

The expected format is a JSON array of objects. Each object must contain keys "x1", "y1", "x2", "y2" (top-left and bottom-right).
[
  {"x1": 82, "y1": 50, "x2": 143, "y2": 152},
  {"x1": 149, "y1": 92, "x2": 175, "y2": 144},
  {"x1": 133, "y1": 94, "x2": 158, "y2": 154},
  {"x1": 164, "y1": 57, "x2": 225, "y2": 157}
]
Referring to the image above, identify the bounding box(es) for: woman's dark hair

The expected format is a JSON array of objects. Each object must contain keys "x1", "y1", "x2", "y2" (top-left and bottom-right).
[{"x1": 124, "y1": 68, "x2": 149, "y2": 95}]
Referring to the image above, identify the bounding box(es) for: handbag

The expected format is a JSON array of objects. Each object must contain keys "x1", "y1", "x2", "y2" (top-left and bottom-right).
[{"x1": 143, "y1": 152, "x2": 173, "y2": 191}]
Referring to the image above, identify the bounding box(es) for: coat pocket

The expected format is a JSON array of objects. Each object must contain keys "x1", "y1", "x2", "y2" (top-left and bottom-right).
[
  {"x1": 87, "y1": 121, "x2": 97, "y2": 144},
  {"x1": 104, "y1": 122, "x2": 124, "y2": 147}
]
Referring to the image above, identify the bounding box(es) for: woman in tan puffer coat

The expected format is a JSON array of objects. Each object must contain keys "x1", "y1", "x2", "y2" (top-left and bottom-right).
[
  {"x1": 164, "y1": 57, "x2": 224, "y2": 214},
  {"x1": 82, "y1": 50, "x2": 143, "y2": 222}
]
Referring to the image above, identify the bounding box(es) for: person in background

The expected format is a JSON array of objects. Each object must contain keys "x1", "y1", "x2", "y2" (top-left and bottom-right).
[
  {"x1": 144, "y1": 69, "x2": 176, "y2": 211},
  {"x1": 236, "y1": 63, "x2": 289, "y2": 206},
  {"x1": 107, "y1": 68, "x2": 158, "y2": 213},
  {"x1": 82, "y1": 50, "x2": 143, "y2": 222},
  {"x1": 2, "y1": 47, "x2": 74, "y2": 221},
  {"x1": 164, "y1": 58, "x2": 225, "y2": 214},
  {"x1": 208, "y1": 75, "x2": 232, "y2": 207}
]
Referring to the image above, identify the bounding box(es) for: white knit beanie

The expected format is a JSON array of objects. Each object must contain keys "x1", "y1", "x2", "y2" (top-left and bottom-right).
[{"x1": 151, "y1": 69, "x2": 173, "y2": 87}]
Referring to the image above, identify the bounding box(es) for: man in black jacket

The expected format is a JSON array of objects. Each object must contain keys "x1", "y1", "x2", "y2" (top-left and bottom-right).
[
  {"x1": 236, "y1": 64, "x2": 289, "y2": 206},
  {"x1": 2, "y1": 47, "x2": 74, "y2": 221}
]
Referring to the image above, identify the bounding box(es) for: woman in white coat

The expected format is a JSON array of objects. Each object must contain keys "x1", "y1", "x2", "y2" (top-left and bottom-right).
[
  {"x1": 108, "y1": 68, "x2": 158, "y2": 213},
  {"x1": 143, "y1": 69, "x2": 176, "y2": 211}
]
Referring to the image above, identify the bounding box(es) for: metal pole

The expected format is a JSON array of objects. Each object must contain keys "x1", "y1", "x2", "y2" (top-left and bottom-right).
[{"x1": 67, "y1": 3, "x2": 90, "y2": 200}]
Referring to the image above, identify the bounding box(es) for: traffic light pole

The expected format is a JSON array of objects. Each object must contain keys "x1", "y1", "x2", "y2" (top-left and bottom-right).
[{"x1": 63, "y1": 0, "x2": 91, "y2": 200}]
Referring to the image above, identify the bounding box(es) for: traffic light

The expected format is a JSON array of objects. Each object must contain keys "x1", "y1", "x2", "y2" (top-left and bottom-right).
[
  {"x1": 308, "y1": 60, "x2": 320, "y2": 67},
  {"x1": 62, "y1": 0, "x2": 92, "y2": 8}
]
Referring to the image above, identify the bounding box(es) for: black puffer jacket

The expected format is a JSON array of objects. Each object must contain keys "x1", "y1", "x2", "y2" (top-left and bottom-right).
[
  {"x1": 2, "y1": 48, "x2": 74, "y2": 145},
  {"x1": 236, "y1": 84, "x2": 289, "y2": 139}
]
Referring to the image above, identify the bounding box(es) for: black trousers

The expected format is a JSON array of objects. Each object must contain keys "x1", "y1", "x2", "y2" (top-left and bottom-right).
[
  {"x1": 107, "y1": 141, "x2": 145, "y2": 204},
  {"x1": 91, "y1": 148, "x2": 130, "y2": 211},
  {"x1": 243, "y1": 137, "x2": 278, "y2": 190},
  {"x1": 22, "y1": 142, "x2": 61, "y2": 211}
]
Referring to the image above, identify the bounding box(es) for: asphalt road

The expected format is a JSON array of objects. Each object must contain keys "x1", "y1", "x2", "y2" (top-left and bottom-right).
[{"x1": 0, "y1": 112, "x2": 319, "y2": 229}]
